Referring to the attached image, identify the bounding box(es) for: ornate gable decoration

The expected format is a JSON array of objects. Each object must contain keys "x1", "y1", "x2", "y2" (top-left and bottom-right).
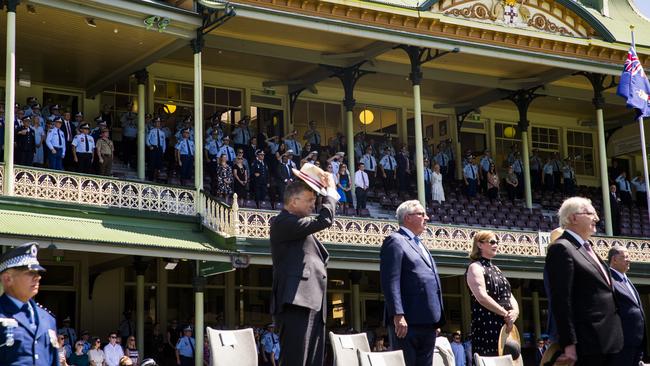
[{"x1": 433, "y1": 0, "x2": 593, "y2": 38}]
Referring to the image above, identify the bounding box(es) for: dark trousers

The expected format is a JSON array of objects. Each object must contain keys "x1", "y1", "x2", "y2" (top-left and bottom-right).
[
  {"x1": 123, "y1": 136, "x2": 137, "y2": 167},
  {"x1": 621, "y1": 191, "x2": 633, "y2": 206},
  {"x1": 480, "y1": 170, "x2": 488, "y2": 193},
  {"x1": 355, "y1": 187, "x2": 367, "y2": 210},
  {"x1": 465, "y1": 178, "x2": 477, "y2": 197},
  {"x1": 16, "y1": 150, "x2": 33, "y2": 166},
  {"x1": 398, "y1": 171, "x2": 409, "y2": 192},
  {"x1": 49, "y1": 147, "x2": 64, "y2": 170},
  {"x1": 544, "y1": 173, "x2": 554, "y2": 192},
  {"x1": 276, "y1": 304, "x2": 325, "y2": 366},
  {"x1": 516, "y1": 172, "x2": 524, "y2": 197},
  {"x1": 77, "y1": 153, "x2": 93, "y2": 174},
  {"x1": 254, "y1": 182, "x2": 267, "y2": 203},
  {"x1": 388, "y1": 324, "x2": 436, "y2": 366},
  {"x1": 425, "y1": 182, "x2": 431, "y2": 204},
  {"x1": 63, "y1": 142, "x2": 74, "y2": 170},
  {"x1": 564, "y1": 178, "x2": 575, "y2": 196},
  {"x1": 575, "y1": 353, "x2": 615, "y2": 366},
  {"x1": 553, "y1": 171, "x2": 561, "y2": 191},
  {"x1": 179, "y1": 154, "x2": 193, "y2": 180},
  {"x1": 637, "y1": 191, "x2": 647, "y2": 208},
  {"x1": 365, "y1": 170, "x2": 376, "y2": 189},
  {"x1": 611, "y1": 345, "x2": 642, "y2": 366},
  {"x1": 383, "y1": 170, "x2": 395, "y2": 192},
  {"x1": 179, "y1": 355, "x2": 194, "y2": 366},
  {"x1": 531, "y1": 169, "x2": 541, "y2": 190}
]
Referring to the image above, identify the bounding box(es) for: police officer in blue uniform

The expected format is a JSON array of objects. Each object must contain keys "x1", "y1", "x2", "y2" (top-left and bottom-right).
[
  {"x1": 175, "y1": 129, "x2": 195, "y2": 186},
  {"x1": 175, "y1": 326, "x2": 195, "y2": 366},
  {"x1": 0, "y1": 242, "x2": 59, "y2": 366},
  {"x1": 250, "y1": 149, "x2": 269, "y2": 204},
  {"x1": 146, "y1": 117, "x2": 166, "y2": 181},
  {"x1": 260, "y1": 323, "x2": 280, "y2": 366}
]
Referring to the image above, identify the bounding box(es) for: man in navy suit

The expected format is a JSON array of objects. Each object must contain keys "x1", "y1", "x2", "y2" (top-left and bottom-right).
[
  {"x1": 380, "y1": 200, "x2": 444, "y2": 366},
  {"x1": 608, "y1": 245, "x2": 645, "y2": 366},
  {"x1": 0, "y1": 242, "x2": 59, "y2": 366}
]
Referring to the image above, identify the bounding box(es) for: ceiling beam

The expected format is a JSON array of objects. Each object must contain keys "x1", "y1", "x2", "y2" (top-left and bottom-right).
[{"x1": 86, "y1": 38, "x2": 189, "y2": 97}]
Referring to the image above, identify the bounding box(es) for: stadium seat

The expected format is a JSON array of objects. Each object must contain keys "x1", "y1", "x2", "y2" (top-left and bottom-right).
[
  {"x1": 329, "y1": 332, "x2": 371, "y2": 366},
  {"x1": 358, "y1": 350, "x2": 406, "y2": 366},
  {"x1": 207, "y1": 327, "x2": 257, "y2": 366},
  {"x1": 259, "y1": 200, "x2": 273, "y2": 210},
  {"x1": 473, "y1": 353, "x2": 513, "y2": 366}
]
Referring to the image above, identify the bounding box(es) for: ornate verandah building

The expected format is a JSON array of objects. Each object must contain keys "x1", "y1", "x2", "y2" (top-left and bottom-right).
[{"x1": 2, "y1": 0, "x2": 650, "y2": 363}]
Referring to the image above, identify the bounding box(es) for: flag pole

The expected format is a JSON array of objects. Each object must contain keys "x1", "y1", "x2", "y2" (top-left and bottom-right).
[{"x1": 631, "y1": 27, "x2": 650, "y2": 224}]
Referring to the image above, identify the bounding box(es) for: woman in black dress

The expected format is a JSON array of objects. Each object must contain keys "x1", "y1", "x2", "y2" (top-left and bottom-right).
[
  {"x1": 233, "y1": 156, "x2": 248, "y2": 199},
  {"x1": 465, "y1": 230, "x2": 519, "y2": 357}
]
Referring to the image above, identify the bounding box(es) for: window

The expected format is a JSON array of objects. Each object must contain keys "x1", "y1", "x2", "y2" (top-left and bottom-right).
[
  {"x1": 531, "y1": 127, "x2": 559, "y2": 151},
  {"x1": 101, "y1": 76, "x2": 138, "y2": 126},
  {"x1": 567, "y1": 130, "x2": 595, "y2": 176},
  {"x1": 293, "y1": 100, "x2": 342, "y2": 145},
  {"x1": 494, "y1": 122, "x2": 520, "y2": 168},
  {"x1": 352, "y1": 105, "x2": 399, "y2": 136}
]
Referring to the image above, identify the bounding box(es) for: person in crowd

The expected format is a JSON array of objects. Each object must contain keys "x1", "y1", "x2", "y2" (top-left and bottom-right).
[
  {"x1": 423, "y1": 159, "x2": 433, "y2": 205},
  {"x1": 466, "y1": 230, "x2": 519, "y2": 358},
  {"x1": 434, "y1": 146, "x2": 450, "y2": 181},
  {"x1": 121, "y1": 113, "x2": 138, "y2": 169},
  {"x1": 46, "y1": 117, "x2": 66, "y2": 170},
  {"x1": 396, "y1": 145, "x2": 411, "y2": 193},
  {"x1": 450, "y1": 331, "x2": 466, "y2": 366},
  {"x1": 166, "y1": 320, "x2": 181, "y2": 363},
  {"x1": 380, "y1": 200, "x2": 444, "y2": 366},
  {"x1": 631, "y1": 174, "x2": 647, "y2": 208},
  {"x1": 360, "y1": 146, "x2": 377, "y2": 189},
  {"x1": 73, "y1": 112, "x2": 84, "y2": 131},
  {"x1": 261, "y1": 323, "x2": 280, "y2": 366},
  {"x1": 89, "y1": 337, "x2": 106, "y2": 366},
  {"x1": 542, "y1": 158, "x2": 554, "y2": 192},
  {"x1": 379, "y1": 147, "x2": 397, "y2": 193},
  {"x1": 372, "y1": 336, "x2": 388, "y2": 352},
  {"x1": 218, "y1": 136, "x2": 236, "y2": 166},
  {"x1": 283, "y1": 130, "x2": 302, "y2": 165},
  {"x1": 175, "y1": 128, "x2": 195, "y2": 186},
  {"x1": 232, "y1": 117, "x2": 252, "y2": 152},
  {"x1": 80, "y1": 330, "x2": 91, "y2": 353},
  {"x1": 336, "y1": 163, "x2": 352, "y2": 209},
  {"x1": 608, "y1": 246, "x2": 645, "y2": 366},
  {"x1": 276, "y1": 152, "x2": 294, "y2": 200},
  {"x1": 506, "y1": 144, "x2": 518, "y2": 167},
  {"x1": 15, "y1": 115, "x2": 36, "y2": 166},
  {"x1": 462, "y1": 333, "x2": 472, "y2": 366},
  {"x1": 545, "y1": 197, "x2": 623, "y2": 365},
  {"x1": 59, "y1": 334, "x2": 72, "y2": 365},
  {"x1": 512, "y1": 151, "x2": 524, "y2": 197},
  {"x1": 202, "y1": 337, "x2": 210, "y2": 366},
  {"x1": 270, "y1": 165, "x2": 337, "y2": 366},
  {"x1": 355, "y1": 162, "x2": 369, "y2": 212},
  {"x1": 33, "y1": 113, "x2": 46, "y2": 167},
  {"x1": 124, "y1": 336, "x2": 139, "y2": 366},
  {"x1": 96, "y1": 128, "x2": 114, "y2": 176},
  {"x1": 72, "y1": 123, "x2": 95, "y2": 174},
  {"x1": 463, "y1": 155, "x2": 479, "y2": 198},
  {"x1": 432, "y1": 163, "x2": 445, "y2": 204},
  {"x1": 61, "y1": 111, "x2": 77, "y2": 170},
  {"x1": 535, "y1": 338, "x2": 546, "y2": 366},
  {"x1": 562, "y1": 158, "x2": 576, "y2": 196},
  {"x1": 246, "y1": 136, "x2": 260, "y2": 163},
  {"x1": 104, "y1": 332, "x2": 124, "y2": 366},
  {"x1": 215, "y1": 154, "x2": 234, "y2": 199},
  {"x1": 174, "y1": 117, "x2": 194, "y2": 142},
  {"x1": 302, "y1": 143, "x2": 313, "y2": 161},
  {"x1": 610, "y1": 184, "x2": 621, "y2": 236},
  {"x1": 146, "y1": 117, "x2": 166, "y2": 181},
  {"x1": 551, "y1": 152, "x2": 563, "y2": 191},
  {"x1": 530, "y1": 149, "x2": 543, "y2": 191},
  {"x1": 59, "y1": 316, "x2": 77, "y2": 347},
  {"x1": 91, "y1": 118, "x2": 106, "y2": 142},
  {"x1": 118, "y1": 311, "x2": 135, "y2": 346},
  {"x1": 251, "y1": 149, "x2": 270, "y2": 204},
  {"x1": 486, "y1": 164, "x2": 499, "y2": 202},
  {"x1": 505, "y1": 166, "x2": 518, "y2": 202},
  {"x1": 69, "y1": 340, "x2": 90, "y2": 366},
  {"x1": 175, "y1": 326, "x2": 195, "y2": 366},
  {"x1": 479, "y1": 149, "x2": 493, "y2": 194},
  {"x1": 300, "y1": 150, "x2": 318, "y2": 167},
  {"x1": 328, "y1": 152, "x2": 344, "y2": 179},
  {"x1": 233, "y1": 156, "x2": 249, "y2": 199},
  {"x1": 616, "y1": 171, "x2": 633, "y2": 206},
  {"x1": 265, "y1": 135, "x2": 281, "y2": 156}
]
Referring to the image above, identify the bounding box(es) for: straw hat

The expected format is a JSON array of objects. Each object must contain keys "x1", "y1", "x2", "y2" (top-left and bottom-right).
[
  {"x1": 498, "y1": 324, "x2": 523, "y2": 366},
  {"x1": 292, "y1": 163, "x2": 329, "y2": 196},
  {"x1": 539, "y1": 343, "x2": 571, "y2": 366}
]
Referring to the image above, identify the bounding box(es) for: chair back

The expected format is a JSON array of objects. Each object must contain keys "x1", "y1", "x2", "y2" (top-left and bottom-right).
[
  {"x1": 474, "y1": 353, "x2": 514, "y2": 366},
  {"x1": 433, "y1": 336, "x2": 455, "y2": 366},
  {"x1": 329, "y1": 332, "x2": 371, "y2": 366},
  {"x1": 358, "y1": 350, "x2": 406, "y2": 366},
  {"x1": 206, "y1": 327, "x2": 258, "y2": 366}
]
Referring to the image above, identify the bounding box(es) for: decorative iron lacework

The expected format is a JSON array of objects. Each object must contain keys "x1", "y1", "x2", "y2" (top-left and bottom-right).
[{"x1": 11, "y1": 167, "x2": 196, "y2": 215}]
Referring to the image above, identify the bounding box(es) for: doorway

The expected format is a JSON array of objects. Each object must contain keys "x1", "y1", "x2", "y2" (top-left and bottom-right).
[
  {"x1": 460, "y1": 131, "x2": 487, "y2": 157},
  {"x1": 250, "y1": 106, "x2": 284, "y2": 140},
  {"x1": 43, "y1": 90, "x2": 80, "y2": 117}
]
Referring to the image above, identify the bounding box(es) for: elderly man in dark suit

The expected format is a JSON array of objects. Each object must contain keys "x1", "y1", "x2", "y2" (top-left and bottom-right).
[
  {"x1": 545, "y1": 196, "x2": 623, "y2": 366},
  {"x1": 380, "y1": 200, "x2": 444, "y2": 366},
  {"x1": 270, "y1": 163, "x2": 338, "y2": 366},
  {"x1": 608, "y1": 245, "x2": 645, "y2": 366}
]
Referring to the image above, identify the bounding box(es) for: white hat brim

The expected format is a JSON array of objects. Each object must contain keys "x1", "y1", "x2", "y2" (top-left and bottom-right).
[{"x1": 292, "y1": 168, "x2": 328, "y2": 196}]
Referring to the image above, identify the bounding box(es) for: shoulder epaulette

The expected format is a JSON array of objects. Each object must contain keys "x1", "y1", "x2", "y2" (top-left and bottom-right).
[{"x1": 36, "y1": 302, "x2": 55, "y2": 317}]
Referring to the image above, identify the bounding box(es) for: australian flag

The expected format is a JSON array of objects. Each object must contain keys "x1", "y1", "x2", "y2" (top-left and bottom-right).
[{"x1": 617, "y1": 40, "x2": 650, "y2": 117}]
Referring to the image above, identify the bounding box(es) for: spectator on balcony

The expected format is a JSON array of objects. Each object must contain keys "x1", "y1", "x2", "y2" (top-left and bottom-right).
[
  {"x1": 355, "y1": 162, "x2": 369, "y2": 212},
  {"x1": 217, "y1": 136, "x2": 235, "y2": 166},
  {"x1": 33, "y1": 115, "x2": 46, "y2": 167},
  {"x1": 542, "y1": 158, "x2": 554, "y2": 192},
  {"x1": 62, "y1": 111, "x2": 77, "y2": 170},
  {"x1": 147, "y1": 117, "x2": 166, "y2": 181},
  {"x1": 303, "y1": 120, "x2": 322, "y2": 153},
  {"x1": 69, "y1": 340, "x2": 90, "y2": 366},
  {"x1": 246, "y1": 136, "x2": 260, "y2": 163},
  {"x1": 396, "y1": 146, "x2": 411, "y2": 194},
  {"x1": 89, "y1": 337, "x2": 106, "y2": 366},
  {"x1": 479, "y1": 150, "x2": 493, "y2": 194},
  {"x1": 277, "y1": 153, "x2": 294, "y2": 200},
  {"x1": 232, "y1": 116, "x2": 252, "y2": 152},
  {"x1": 360, "y1": 146, "x2": 377, "y2": 189},
  {"x1": 233, "y1": 156, "x2": 248, "y2": 200},
  {"x1": 379, "y1": 147, "x2": 397, "y2": 193},
  {"x1": 283, "y1": 130, "x2": 301, "y2": 165},
  {"x1": 301, "y1": 150, "x2": 318, "y2": 167},
  {"x1": 328, "y1": 132, "x2": 344, "y2": 155},
  {"x1": 354, "y1": 133, "x2": 366, "y2": 160},
  {"x1": 174, "y1": 117, "x2": 194, "y2": 142},
  {"x1": 90, "y1": 117, "x2": 106, "y2": 142},
  {"x1": 205, "y1": 131, "x2": 221, "y2": 191},
  {"x1": 215, "y1": 154, "x2": 234, "y2": 199},
  {"x1": 48, "y1": 104, "x2": 62, "y2": 122},
  {"x1": 506, "y1": 144, "x2": 518, "y2": 167},
  {"x1": 301, "y1": 142, "x2": 313, "y2": 160},
  {"x1": 530, "y1": 149, "x2": 543, "y2": 191},
  {"x1": 432, "y1": 163, "x2": 445, "y2": 204},
  {"x1": 97, "y1": 128, "x2": 114, "y2": 176},
  {"x1": 72, "y1": 123, "x2": 95, "y2": 174},
  {"x1": 562, "y1": 158, "x2": 576, "y2": 196},
  {"x1": 631, "y1": 174, "x2": 647, "y2": 208},
  {"x1": 266, "y1": 135, "x2": 281, "y2": 156},
  {"x1": 486, "y1": 164, "x2": 499, "y2": 202},
  {"x1": 463, "y1": 155, "x2": 479, "y2": 198},
  {"x1": 616, "y1": 172, "x2": 633, "y2": 206},
  {"x1": 74, "y1": 112, "x2": 84, "y2": 132},
  {"x1": 610, "y1": 184, "x2": 621, "y2": 236},
  {"x1": 251, "y1": 149, "x2": 270, "y2": 204},
  {"x1": 175, "y1": 128, "x2": 195, "y2": 186},
  {"x1": 328, "y1": 152, "x2": 344, "y2": 179},
  {"x1": 337, "y1": 163, "x2": 352, "y2": 208},
  {"x1": 505, "y1": 166, "x2": 518, "y2": 203},
  {"x1": 206, "y1": 116, "x2": 224, "y2": 142},
  {"x1": 511, "y1": 151, "x2": 524, "y2": 198},
  {"x1": 284, "y1": 150, "x2": 298, "y2": 170},
  {"x1": 551, "y1": 152, "x2": 563, "y2": 192},
  {"x1": 434, "y1": 145, "x2": 450, "y2": 182},
  {"x1": 121, "y1": 113, "x2": 138, "y2": 169},
  {"x1": 31, "y1": 103, "x2": 44, "y2": 126},
  {"x1": 15, "y1": 115, "x2": 36, "y2": 166},
  {"x1": 423, "y1": 159, "x2": 433, "y2": 204},
  {"x1": 46, "y1": 117, "x2": 66, "y2": 171}
]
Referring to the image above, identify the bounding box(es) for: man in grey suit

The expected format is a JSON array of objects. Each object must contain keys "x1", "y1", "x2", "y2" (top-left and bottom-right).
[
  {"x1": 270, "y1": 163, "x2": 338, "y2": 366},
  {"x1": 380, "y1": 200, "x2": 445, "y2": 366},
  {"x1": 608, "y1": 245, "x2": 646, "y2": 366}
]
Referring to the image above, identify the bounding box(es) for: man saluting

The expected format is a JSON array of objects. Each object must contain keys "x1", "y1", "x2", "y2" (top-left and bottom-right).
[
  {"x1": 270, "y1": 163, "x2": 338, "y2": 366},
  {"x1": 0, "y1": 243, "x2": 59, "y2": 365}
]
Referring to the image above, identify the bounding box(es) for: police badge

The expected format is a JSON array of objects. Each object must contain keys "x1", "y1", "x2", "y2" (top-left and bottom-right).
[
  {"x1": 48, "y1": 328, "x2": 59, "y2": 348},
  {"x1": 0, "y1": 318, "x2": 18, "y2": 347}
]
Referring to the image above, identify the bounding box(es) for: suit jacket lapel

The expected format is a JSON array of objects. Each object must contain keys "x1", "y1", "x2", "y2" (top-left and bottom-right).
[
  {"x1": 561, "y1": 233, "x2": 611, "y2": 287},
  {"x1": 611, "y1": 270, "x2": 643, "y2": 308},
  {"x1": 398, "y1": 228, "x2": 433, "y2": 270}
]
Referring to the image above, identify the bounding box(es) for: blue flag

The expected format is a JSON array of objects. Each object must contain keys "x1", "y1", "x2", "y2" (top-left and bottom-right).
[{"x1": 617, "y1": 40, "x2": 650, "y2": 117}]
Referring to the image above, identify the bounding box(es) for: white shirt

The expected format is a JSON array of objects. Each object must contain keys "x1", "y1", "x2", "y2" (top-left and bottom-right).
[
  {"x1": 104, "y1": 343, "x2": 124, "y2": 366},
  {"x1": 354, "y1": 170, "x2": 369, "y2": 189}
]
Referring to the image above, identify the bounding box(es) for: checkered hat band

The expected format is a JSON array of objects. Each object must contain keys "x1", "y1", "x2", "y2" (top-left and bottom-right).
[{"x1": 0, "y1": 254, "x2": 40, "y2": 272}]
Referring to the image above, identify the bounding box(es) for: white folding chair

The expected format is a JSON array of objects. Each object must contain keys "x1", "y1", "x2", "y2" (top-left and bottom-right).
[
  {"x1": 474, "y1": 353, "x2": 514, "y2": 366},
  {"x1": 433, "y1": 336, "x2": 455, "y2": 366},
  {"x1": 358, "y1": 350, "x2": 406, "y2": 366},
  {"x1": 329, "y1": 331, "x2": 371, "y2": 366},
  {"x1": 206, "y1": 327, "x2": 258, "y2": 366}
]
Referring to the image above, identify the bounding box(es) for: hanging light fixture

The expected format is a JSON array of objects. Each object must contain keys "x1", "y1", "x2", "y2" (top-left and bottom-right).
[
  {"x1": 164, "y1": 102, "x2": 177, "y2": 114},
  {"x1": 503, "y1": 126, "x2": 516, "y2": 139},
  {"x1": 359, "y1": 109, "x2": 374, "y2": 125}
]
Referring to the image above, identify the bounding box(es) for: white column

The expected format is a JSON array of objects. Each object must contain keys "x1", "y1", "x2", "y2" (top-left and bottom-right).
[
  {"x1": 532, "y1": 291, "x2": 541, "y2": 339},
  {"x1": 346, "y1": 109, "x2": 355, "y2": 201},
  {"x1": 137, "y1": 82, "x2": 146, "y2": 180},
  {"x1": 3, "y1": 5, "x2": 17, "y2": 195},
  {"x1": 413, "y1": 84, "x2": 425, "y2": 207},
  {"x1": 193, "y1": 51, "x2": 204, "y2": 194},
  {"x1": 136, "y1": 273, "x2": 145, "y2": 360},
  {"x1": 194, "y1": 275, "x2": 206, "y2": 366},
  {"x1": 596, "y1": 107, "x2": 613, "y2": 235},
  {"x1": 521, "y1": 128, "x2": 532, "y2": 208}
]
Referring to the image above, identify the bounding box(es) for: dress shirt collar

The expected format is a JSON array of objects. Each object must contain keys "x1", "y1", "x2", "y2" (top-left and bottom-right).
[
  {"x1": 6, "y1": 293, "x2": 26, "y2": 309},
  {"x1": 563, "y1": 229, "x2": 587, "y2": 246},
  {"x1": 400, "y1": 226, "x2": 417, "y2": 241},
  {"x1": 610, "y1": 267, "x2": 627, "y2": 281}
]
